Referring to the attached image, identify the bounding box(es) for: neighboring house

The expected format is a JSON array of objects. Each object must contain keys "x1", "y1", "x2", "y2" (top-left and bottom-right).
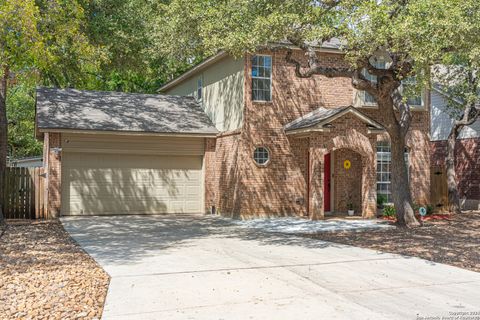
[
  {"x1": 8, "y1": 156, "x2": 43, "y2": 168},
  {"x1": 36, "y1": 42, "x2": 431, "y2": 219},
  {"x1": 430, "y1": 87, "x2": 480, "y2": 210}
]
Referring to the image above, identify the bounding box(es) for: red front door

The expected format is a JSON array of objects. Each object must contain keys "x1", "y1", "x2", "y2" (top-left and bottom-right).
[{"x1": 324, "y1": 153, "x2": 331, "y2": 212}]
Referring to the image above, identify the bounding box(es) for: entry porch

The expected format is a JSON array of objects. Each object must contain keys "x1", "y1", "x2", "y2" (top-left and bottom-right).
[{"x1": 285, "y1": 106, "x2": 386, "y2": 220}]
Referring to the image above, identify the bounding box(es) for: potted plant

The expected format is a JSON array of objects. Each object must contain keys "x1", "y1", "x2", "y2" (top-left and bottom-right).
[{"x1": 347, "y1": 202, "x2": 355, "y2": 216}]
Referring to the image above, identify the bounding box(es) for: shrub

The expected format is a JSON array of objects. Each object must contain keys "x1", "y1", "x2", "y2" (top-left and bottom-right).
[
  {"x1": 377, "y1": 194, "x2": 387, "y2": 208},
  {"x1": 426, "y1": 204, "x2": 434, "y2": 215},
  {"x1": 383, "y1": 205, "x2": 396, "y2": 217},
  {"x1": 413, "y1": 203, "x2": 435, "y2": 215},
  {"x1": 413, "y1": 203, "x2": 422, "y2": 214}
]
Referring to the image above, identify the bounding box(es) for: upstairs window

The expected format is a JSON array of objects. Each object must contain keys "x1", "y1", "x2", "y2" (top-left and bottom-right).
[
  {"x1": 403, "y1": 77, "x2": 423, "y2": 108},
  {"x1": 360, "y1": 58, "x2": 387, "y2": 106},
  {"x1": 359, "y1": 57, "x2": 424, "y2": 109},
  {"x1": 196, "y1": 77, "x2": 203, "y2": 101},
  {"x1": 252, "y1": 55, "x2": 272, "y2": 101}
]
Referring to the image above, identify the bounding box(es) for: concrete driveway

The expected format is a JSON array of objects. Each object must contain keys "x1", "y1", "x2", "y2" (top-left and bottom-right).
[{"x1": 62, "y1": 215, "x2": 480, "y2": 320}]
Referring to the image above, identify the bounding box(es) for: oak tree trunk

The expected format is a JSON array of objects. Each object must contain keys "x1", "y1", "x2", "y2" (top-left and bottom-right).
[
  {"x1": 380, "y1": 89, "x2": 419, "y2": 228},
  {"x1": 389, "y1": 128, "x2": 420, "y2": 227},
  {"x1": 446, "y1": 125, "x2": 462, "y2": 214},
  {"x1": 0, "y1": 65, "x2": 8, "y2": 224}
]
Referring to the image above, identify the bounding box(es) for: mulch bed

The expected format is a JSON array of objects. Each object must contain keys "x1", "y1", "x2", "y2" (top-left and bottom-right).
[
  {"x1": 308, "y1": 212, "x2": 480, "y2": 273},
  {"x1": 0, "y1": 220, "x2": 110, "y2": 319}
]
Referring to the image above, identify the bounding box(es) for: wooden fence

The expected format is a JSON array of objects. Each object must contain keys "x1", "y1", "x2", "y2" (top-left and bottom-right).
[
  {"x1": 430, "y1": 165, "x2": 449, "y2": 212},
  {"x1": 1, "y1": 167, "x2": 47, "y2": 219}
]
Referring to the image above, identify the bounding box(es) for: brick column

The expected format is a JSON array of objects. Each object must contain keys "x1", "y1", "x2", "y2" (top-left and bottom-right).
[
  {"x1": 204, "y1": 138, "x2": 217, "y2": 214},
  {"x1": 309, "y1": 137, "x2": 327, "y2": 220},
  {"x1": 361, "y1": 137, "x2": 377, "y2": 218},
  {"x1": 47, "y1": 133, "x2": 62, "y2": 218}
]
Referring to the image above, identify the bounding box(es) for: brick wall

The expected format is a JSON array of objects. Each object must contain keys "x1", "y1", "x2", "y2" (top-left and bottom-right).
[
  {"x1": 213, "y1": 131, "x2": 244, "y2": 217},
  {"x1": 204, "y1": 138, "x2": 216, "y2": 213},
  {"x1": 210, "y1": 48, "x2": 431, "y2": 217},
  {"x1": 431, "y1": 138, "x2": 480, "y2": 201},
  {"x1": 333, "y1": 149, "x2": 362, "y2": 212},
  {"x1": 45, "y1": 133, "x2": 62, "y2": 217}
]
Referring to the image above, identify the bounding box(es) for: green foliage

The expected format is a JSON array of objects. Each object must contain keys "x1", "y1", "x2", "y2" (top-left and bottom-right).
[
  {"x1": 159, "y1": 0, "x2": 480, "y2": 91},
  {"x1": 347, "y1": 202, "x2": 354, "y2": 210},
  {"x1": 6, "y1": 84, "x2": 42, "y2": 158},
  {"x1": 34, "y1": 0, "x2": 104, "y2": 88},
  {"x1": 413, "y1": 203, "x2": 420, "y2": 213},
  {"x1": 412, "y1": 203, "x2": 435, "y2": 215},
  {"x1": 377, "y1": 194, "x2": 387, "y2": 208},
  {"x1": 434, "y1": 61, "x2": 480, "y2": 122},
  {"x1": 1, "y1": 0, "x2": 200, "y2": 158},
  {"x1": 0, "y1": 0, "x2": 41, "y2": 70},
  {"x1": 157, "y1": 0, "x2": 346, "y2": 59},
  {"x1": 80, "y1": 0, "x2": 199, "y2": 93},
  {"x1": 0, "y1": 0, "x2": 102, "y2": 84},
  {"x1": 383, "y1": 205, "x2": 396, "y2": 218},
  {"x1": 426, "y1": 204, "x2": 434, "y2": 215},
  {"x1": 0, "y1": 0, "x2": 103, "y2": 159}
]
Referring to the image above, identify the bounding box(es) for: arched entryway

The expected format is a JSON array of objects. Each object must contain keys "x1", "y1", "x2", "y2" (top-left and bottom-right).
[
  {"x1": 284, "y1": 105, "x2": 385, "y2": 220},
  {"x1": 328, "y1": 148, "x2": 363, "y2": 215},
  {"x1": 308, "y1": 128, "x2": 378, "y2": 220}
]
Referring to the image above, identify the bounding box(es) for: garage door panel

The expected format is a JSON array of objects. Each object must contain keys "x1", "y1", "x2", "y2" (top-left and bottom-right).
[{"x1": 62, "y1": 152, "x2": 203, "y2": 215}]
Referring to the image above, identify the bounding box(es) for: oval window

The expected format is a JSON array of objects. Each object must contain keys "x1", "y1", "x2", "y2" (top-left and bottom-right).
[{"x1": 253, "y1": 147, "x2": 270, "y2": 165}]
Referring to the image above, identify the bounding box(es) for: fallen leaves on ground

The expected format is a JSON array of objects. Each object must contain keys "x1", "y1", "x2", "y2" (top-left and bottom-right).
[
  {"x1": 0, "y1": 221, "x2": 110, "y2": 319},
  {"x1": 309, "y1": 212, "x2": 480, "y2": 272}
]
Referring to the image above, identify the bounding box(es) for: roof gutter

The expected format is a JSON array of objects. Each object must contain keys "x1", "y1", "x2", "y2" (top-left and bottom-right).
[{"x1": 37, "y1": 128, "x2": 218, "y2": 138}]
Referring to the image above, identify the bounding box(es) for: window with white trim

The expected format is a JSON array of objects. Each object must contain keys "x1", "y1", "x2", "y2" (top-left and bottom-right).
[
  {"x1": 403, "y1": 77, "x2": 423, "y2": 108},
  {"x1": 253, "y1": 147, "x2": 270, "y2": 165},
  {"x1": 376, "y1": 142, "x2": 409, "y2": 203},
  {"x1": 251, "y1": 55, "x2": 272, "y2": 101},
  {"x1": 196, "y1": 77, "x2": 202, "y2": 101},
  {"x1": 359, "y1": 57, "x2": 424, "y2": 109},
  {"x1": 360, "y1": 57, "x2": 387, "y2": 106}
]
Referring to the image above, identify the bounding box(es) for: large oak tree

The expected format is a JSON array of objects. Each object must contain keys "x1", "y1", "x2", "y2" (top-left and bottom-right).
[
  {"x1": 158, "y1": 0, "x2": 477, "y2": 227},
  {"x1": 0, "y1": 0, "x2": 100, "y2": 221}
]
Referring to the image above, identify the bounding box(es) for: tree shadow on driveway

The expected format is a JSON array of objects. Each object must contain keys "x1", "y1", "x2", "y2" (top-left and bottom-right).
[{"x1": 61, "y1": 215, "x2": 350, "y2": 266}]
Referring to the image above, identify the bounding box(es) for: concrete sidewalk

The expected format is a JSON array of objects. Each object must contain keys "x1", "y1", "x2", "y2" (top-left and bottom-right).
[{"x1": 62, "y1": 215, "x2": 480, "y2": 320}]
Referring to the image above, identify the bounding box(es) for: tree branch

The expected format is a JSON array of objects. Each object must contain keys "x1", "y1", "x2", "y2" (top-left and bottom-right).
[
  {"x1": 392, "y1": 89, "x2": 412, "y2": 135},
  {"x1": 285, "y1": 48, "x2": 353, "y2": 78},
  {"x1": 352, "y1": 69, "x2": 378, "y2": 95},
  {"x1": 358, "y1": 57, "x2": 393, "y2": 78}
]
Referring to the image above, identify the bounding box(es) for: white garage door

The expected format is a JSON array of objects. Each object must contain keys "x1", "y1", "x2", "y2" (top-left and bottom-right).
[{"x1": 61, "y1": 152, "x2": 203, "y2": 215}]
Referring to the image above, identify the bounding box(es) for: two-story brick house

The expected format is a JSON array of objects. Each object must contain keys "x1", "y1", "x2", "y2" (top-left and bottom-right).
[
  {"x1": 159, "y1": 44, "x2": 431, "y2": 219},
  {"x1": 36, "y1": 42, "x2": 430, "y2": 218}
]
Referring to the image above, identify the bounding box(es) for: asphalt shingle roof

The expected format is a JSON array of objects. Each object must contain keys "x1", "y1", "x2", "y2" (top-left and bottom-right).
[
  {"x1": 284, "y1": 106, "x2": 385, "y2": 132},
  {"x1": 36, "y1": 87, "x2": 218, "y2": 135},
  {"x1": 284, "y1": 106, "x2": 350, "y2": 131}
]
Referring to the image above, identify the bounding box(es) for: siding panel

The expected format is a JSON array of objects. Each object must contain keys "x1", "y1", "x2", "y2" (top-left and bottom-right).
[
  {"x1": 62, "y1": 133, "x2": 205, "y2": 155},
  {"x1": 166, "y1": 56, "x2": 244, "y2": 132},
  {"x1": 431, "y1": 90, "x2": 480, "y2": 141}
]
